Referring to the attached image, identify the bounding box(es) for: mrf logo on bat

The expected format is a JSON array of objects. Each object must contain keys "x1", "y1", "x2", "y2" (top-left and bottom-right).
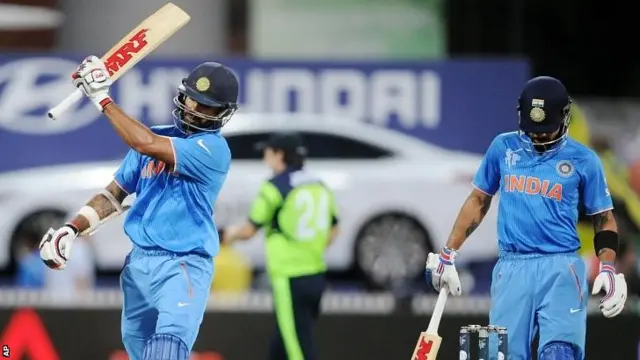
[
  {"x1": 413, "y1": 335, "x2": 436, "y2": 360},
  {"x1": 105, "y1": 28, "x2": 150, "y2": 75}
]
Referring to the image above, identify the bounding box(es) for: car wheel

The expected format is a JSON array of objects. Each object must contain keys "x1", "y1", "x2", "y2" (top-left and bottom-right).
[
  {"x1": 354, "y1": 213, "x2": 432, "y2": 292},
  {"x1": 7, "y1": 209, "x2": 67, "y2": 275}
]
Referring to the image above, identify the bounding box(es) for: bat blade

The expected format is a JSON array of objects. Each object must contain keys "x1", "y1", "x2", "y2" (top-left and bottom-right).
[
  {"x1": 47, "y1": 2, "x2": 190, "y2": 120},
  {"x1": 410, "y1": 284, "x2": 449, "y2": 360},
  {"x1": 411, "y1": 332, "x2": 442, "y2": 360},
  {"x1": 101, "y1": 2, "x2": 190, "y2": 82}
]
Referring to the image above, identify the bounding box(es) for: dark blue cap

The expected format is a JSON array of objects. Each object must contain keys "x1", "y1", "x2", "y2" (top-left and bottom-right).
[
  {"x1": 255, "y1": 131, "x2": 308, "y2": 156},
  {"x1": 518, "y1": 76, "x2": 571, "y2": 133},
  {"x1": 180, "y1": 62, "x2": 239, "y2": 108}
]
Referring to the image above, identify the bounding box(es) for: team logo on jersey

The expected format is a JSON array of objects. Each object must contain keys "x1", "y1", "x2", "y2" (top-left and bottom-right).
[
  {"x1": 505, "y1": 148, "x2": 522, "y2": 169},
  {"x1": 556, "y1": 160, "x2": 574, "y2": 177},
  {"x1": 141, "y1": 160, "x2": 169, "y2": 178}
]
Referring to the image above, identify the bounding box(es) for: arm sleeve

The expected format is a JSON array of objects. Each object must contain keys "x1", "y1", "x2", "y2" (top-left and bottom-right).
[
  {"x1": 472, "y1": 137, "x2": 502, "y2": 195},
  {"x1": 113, "y1": 149, "x2": 142, "y2": 194},
  {"x1": 581, "y1": 152, "x2": 614, "y2": 215},
  {"x1": 249, "y1": 181, "x2": 282, "y2": 227},
  {"x1": 170, "y1": 136, "x2": 230, "y2": 184}
]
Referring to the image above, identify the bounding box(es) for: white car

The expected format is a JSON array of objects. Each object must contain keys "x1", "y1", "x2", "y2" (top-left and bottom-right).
[{"x1": 0, "y1": 113, "x2": 499, "y2": 289}]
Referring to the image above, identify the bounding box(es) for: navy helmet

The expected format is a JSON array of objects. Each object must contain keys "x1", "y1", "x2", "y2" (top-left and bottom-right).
[
  {"x1": 255, "y1": 132, "x2": 307, "y2": 155},
  {"x1": 517, "y1": 76, "x2": 572, "y2": 152},
  {"x1": 173, "y1": 62, "x2": 239, "y2": 134},
  {"x1": 255, "y1": 131, "x2": 308, "y2": 168}
]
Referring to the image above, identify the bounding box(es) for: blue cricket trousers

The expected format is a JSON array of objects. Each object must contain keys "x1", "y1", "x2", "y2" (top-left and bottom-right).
[
  {"x1": 489, "y1": 252, "x2": 588, "y2": 360},
  {"x1": 119, "y1": 246, "x2": 214, "y2": 360}
]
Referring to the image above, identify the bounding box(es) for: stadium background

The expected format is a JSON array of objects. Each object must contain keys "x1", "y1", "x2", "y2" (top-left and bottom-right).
[{"x1": 0, "y1": 0, "x2": 639, "y2": 358}]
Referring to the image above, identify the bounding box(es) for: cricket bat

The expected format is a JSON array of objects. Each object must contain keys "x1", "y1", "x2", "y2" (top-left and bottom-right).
[
  {"x1": 47, "y1": 2, "x2": 191, "y2": 120},
  {"x1": 410, "y1": 285, "x2": 449, "y2": 360}
]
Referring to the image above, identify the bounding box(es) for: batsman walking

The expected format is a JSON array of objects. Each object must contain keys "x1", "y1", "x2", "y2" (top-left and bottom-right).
[
  {"x1": 39, "y1": 56, "x2": 239, "y2": 360},
  {"x1": 425, "y1": 76, "x2": 628, "y2": 359}
]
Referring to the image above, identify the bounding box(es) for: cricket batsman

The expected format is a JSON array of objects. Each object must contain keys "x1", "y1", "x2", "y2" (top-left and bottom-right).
[
  {"x1": 38, "y1": 56, "x2": 239, "y2": 360},
  {"x1": 425, "y1": 76, "x2": 628, "y2": 359}
]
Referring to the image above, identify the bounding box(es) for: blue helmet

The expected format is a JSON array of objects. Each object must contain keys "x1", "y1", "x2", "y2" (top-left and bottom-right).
[
  {"x1": 517, "y1": 76, "x2": 572, "y2": 152},
  {"x1": 172, "y1": 62, "x2": 239, "y2": 134},
  {"x1": 255, "y1": 131, "x2": 308, "y2": 168}
]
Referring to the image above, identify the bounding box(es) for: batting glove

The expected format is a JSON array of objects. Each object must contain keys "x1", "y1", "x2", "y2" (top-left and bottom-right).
[
  {"x1": 72, "y1": 55, "x2": 113, "y2": 111},
  {"x1": 425, "y1": 248, "x2": 462, "y2": 296},
  {"x1": 39, "y1": 225, "x2": 78, "y2": 270},
  {"x1": 592, "y1": 262, "x2": 628, "y2": 318}
]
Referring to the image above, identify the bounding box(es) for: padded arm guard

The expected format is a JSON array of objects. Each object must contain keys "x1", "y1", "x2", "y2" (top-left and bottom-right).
[{"x1": 78, "y1": 189, "x2": 131, "y2": 236}]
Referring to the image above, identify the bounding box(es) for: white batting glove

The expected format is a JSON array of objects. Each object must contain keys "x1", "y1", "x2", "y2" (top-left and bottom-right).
[
  {"x1": 39, "y1": 225, "x2": 78, "y2": 270},
  {"x1": 425, "y1": 248, "x2": 462, "y2": 296},
  {"x1": 591, "y1": 262, "x2": 627, "y2": 318},
  {"x1": 72, "y1": 55, "x2": 113, "y2": 111}
]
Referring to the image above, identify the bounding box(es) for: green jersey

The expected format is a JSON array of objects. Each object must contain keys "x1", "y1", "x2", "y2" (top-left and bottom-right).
[{"x1": 249, "y1": 169, "x2": 339, "y2": 277}]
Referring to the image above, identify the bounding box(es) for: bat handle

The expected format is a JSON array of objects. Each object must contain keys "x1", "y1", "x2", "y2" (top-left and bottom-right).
[
  {"x1": 426, "y1": 285, "x2": 449, "y2": 334},
  {"x1": 47, "y1": 89, "x2": 84, "y2": 120}
]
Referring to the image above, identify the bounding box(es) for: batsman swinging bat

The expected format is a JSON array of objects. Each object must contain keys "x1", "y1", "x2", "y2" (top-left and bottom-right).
[
  {"x1": 410, "y1": 285, "x2": 449, "y2": 360},
  {"x1": 47, "y1": 2, "x2": 191, "y2": 121}
]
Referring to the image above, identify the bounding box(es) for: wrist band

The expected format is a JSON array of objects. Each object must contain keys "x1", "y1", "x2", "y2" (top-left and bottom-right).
[
  {"x1": 99, "y1": 97, "x2": 113, "y2": 110},
  {"x1": 440, "y1": 248, "x2": 457, "y2": 264},
  {"x1": 600, "y1": 262, "x2": 616, "y2": 273}
]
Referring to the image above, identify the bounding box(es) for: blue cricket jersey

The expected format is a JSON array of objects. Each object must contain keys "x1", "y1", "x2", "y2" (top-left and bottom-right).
[
  {"x1": 473, "y1": 132, "x2": 613, "y2": 254},
  {"x1": 113, "y1": 125, "x2": 230, "y2": 258}
]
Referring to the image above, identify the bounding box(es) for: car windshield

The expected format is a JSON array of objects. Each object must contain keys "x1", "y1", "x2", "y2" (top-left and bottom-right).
[{"x1": 222, "y1": 114, "x2": 457, "y2": 158}]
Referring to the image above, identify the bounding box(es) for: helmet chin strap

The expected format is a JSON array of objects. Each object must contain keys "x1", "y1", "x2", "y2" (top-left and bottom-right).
[
  {"x1": 533, "y1": 134, "x2": 566, "y2": 153},
  {"x1": 518, "y1": 125, "x2": 569, "y2": 154},
  {"x1": 171, "y1": 94, "x2": 236, "y2": 135}
]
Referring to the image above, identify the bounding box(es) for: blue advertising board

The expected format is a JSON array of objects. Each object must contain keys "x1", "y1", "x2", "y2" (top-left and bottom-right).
[{"x1": 0, "y1": 56, "x2": 529, "y2": 173}]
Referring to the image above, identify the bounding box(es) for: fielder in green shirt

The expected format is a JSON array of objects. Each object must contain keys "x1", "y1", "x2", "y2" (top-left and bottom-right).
[{"x1": 222, "y1": 131, "x2": 339, "y2": 360}]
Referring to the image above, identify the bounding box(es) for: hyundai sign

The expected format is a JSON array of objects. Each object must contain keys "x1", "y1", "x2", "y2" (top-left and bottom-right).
[{"x1": 0, "y1": 56, "x2": 529, "y2": 172}]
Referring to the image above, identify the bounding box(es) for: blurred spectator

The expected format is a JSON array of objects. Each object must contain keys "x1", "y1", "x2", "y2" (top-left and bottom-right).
[
  {"x1": 577, "y1": 134, "x2": 640, "y2": 259},
  {"x1": 628, "y1": 158, "x2": 640, "y2": 196},
  {"x1": 591, "y1": 136, "x2": 640, "y2": 238},
  {"x1": 616, "y1": 241, "x2": 640, "y2": 295},
  {"x1": 44, "y1": 238, "x2": 96, "y2": 302},
  {"x1": 13, "y1": 211, "x2": 96, "y2": 297},
  {"x1": 568, "y1": 102, "x2": 591, "y2": 147},
  {"x1": 212, "y1": 242, "x2": 253, "y2": 293},
  {"x1": 14, "y1": 233, "x2": 45, "y2": 289},
  {"x1": 569, "y1": 102, "x2": 601, "y2": 260}
]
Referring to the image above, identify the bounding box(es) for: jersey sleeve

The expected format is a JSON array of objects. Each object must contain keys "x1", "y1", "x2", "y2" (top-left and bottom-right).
[
  {"x1": 170, "y1": 135, "x2": 230, "y2": 184},
  {"x1": 472, "y1": 137, "x2": 502, "y2": 195},
  {"x1": 249, "y1": 181, "x2": 283, "y2": 227},
  {"x1": 113, "y1": 149, "x2": 142, "y2": 194},
  {"x1": 581, "y1": 152, "x2": 614, "y2": 215}
]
